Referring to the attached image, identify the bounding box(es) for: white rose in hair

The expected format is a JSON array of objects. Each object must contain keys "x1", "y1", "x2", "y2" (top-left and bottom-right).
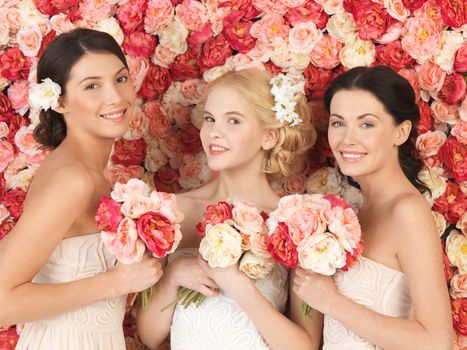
[{"x1": 28, "y1": 78, "x2": 61, "y2": 112}]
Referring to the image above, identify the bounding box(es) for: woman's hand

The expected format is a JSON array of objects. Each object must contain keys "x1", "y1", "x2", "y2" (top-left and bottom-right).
[
  {"x1": 292, "y1": 268, "x2": 340, "y2": 314},
  {"x1": 167, "y1": 255, "x2": 220, "y2": 297},
  {"x1": 111, "y1": 253, "x2": 163, "y2": 295},
  {"x1": 197, "y1": 255, "x2": 252, "y2": 297}
]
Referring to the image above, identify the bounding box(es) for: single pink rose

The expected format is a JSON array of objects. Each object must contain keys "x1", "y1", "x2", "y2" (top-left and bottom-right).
[
  {"x1": 137, "y1": 212, "x2": 180, "y2": 257},
  {"x1": 416, "y1": 61, "x2": 445, "y2": 92},
  {"x1": 284, "y1": 1, "x2": 329, "y2": 28},
  {"x1": 310, "y1": 34, "x2": 342, "y2": 69},
  {"x1": 123, "y1": 31, "x2": 156, "y2": 58},
  {"x1": 352, "y1": 1, "x2": 390, "y2": 41},
  {"x1": 232, "y1": 200, "x2": 264, "y2": 236},
  {"x1": 454, "y1": 45, "x2": 467, "y2": 73},
  {"x1": 176, "y1": 0, "x2": 208, "y2": 32},
  {"x1": 7, "y1": 80, "x2": 29, "y2": 116},
  {"x1": 250, "y1": 13, "x2": 289, "y2": 47},
  {"x1": 436, "y1": 0, "x2": 466, "y2": 28},
  {"x1": 143, "y1": 100, "x2": 171, "y2": 137},
  {"x1": 452, "y1": 119, "x2": 467, "y2": 145},
  {"x1": 288, "y1": 21, "x2": 322, "y2": 54},
  {"x1": 111, "y1": 138, "x2": 146, "y2": 167},
  {"x1": 198, "y1": 33, "x2": 232, "y2": 69},
  {"x1": 78, "y1": 0, "x2": 114, "y2": 22},
  {"x1": 16, "y1": 25, "x2": 42, "y2": 58},
  {"x1": 144, "y1": 0, "x2": 174, "y2": 34},
  {"x1": 401, "y1": 17, "x2": 440, "y2": 64},
  {"x1": 416, "y1": 130, "x2": 447, "y2": 157},
  {"x1": 169, "y1": 49, "x2": 202, "y2": 81},
  {"x1": 376, "y1": 40, "x2": 415, "y2": 71},
  {"x1": 0, "y1": 46, "x2": 31, "y2": 81},
  {"x1": 96, "y1": 196, "x2": 123, "y2": 233},
  {"x1": 253, "y1": 0, "x2": 289, "y2": 15},
  {"x1": 222, "y1": 13, "x2": 256, "y2": 54},
  {"x1": 438, "y1": 73, "x2": 466, "y2": 105},
  {"x1": 139, "y1": 64, "x2": 172, "y2": 101},
  {"x1": 0, "y1": 140, "x2": 14, "y2": 173},
  {"x1": 116, "y1": 0, "x2": 146, "y2": 33},
  {"x1": 431, "y1": 101, "x2": 459, "y2": 124},
  {"x1": 267, "y1": 222, "x2": 298, "y2": 268},
  {"x1": 439, "y1": 136, "x2": 467, "y2": 182},
  {"x1": 1, "y1": 188, "x2": 26, "y2": 220}
]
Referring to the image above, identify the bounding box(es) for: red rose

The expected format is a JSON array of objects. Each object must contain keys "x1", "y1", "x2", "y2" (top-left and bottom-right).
[
  {"x1": 416, "y1": 100, "x2": 434, "y2": 135},
  {"x1": 139, "y1": 64, "x2": 172, "y2": 101},
  {"x1": 187, "y1": 23, "x2": 214, "y2": 55},
  {"x1": 2, "y1": 189, "x2": 27, "y2": 220},
  {"x1": 352, "y1": 1, "x2": 390, "y2": 41},
  {"x1": 402, "y1": 0, "x2": 426, "y2": 11},
  {"x1": 111, "y1": 138, "x2": 146, "y2": 167},
  {"x1": 95, "y1": 197, "x2": 123, "y2": 233},
  {"x1": 33, "y1": 0, "x2": 59, "y2": 16},
  {"x1": 136, "y1": 212, "x2": 177, "y2": 258},
  {"x1": 0, "y1": 220, "x2": 15, "y2": 241},
  {"x1": 438, "y1": 73, "x2": 466, "y2": 105},
  {"x1": 433, "y1": 182, "x2": 467, "y2": 224},
  {"x1": 199, "y1": 34, "x2": 232, "y2": 69},
  {"x1": 267, "y1": 222, "x2": 298, "y2": 268},
  {"x1": 219, "y1": 0, "x2": 261, "y2": 20},
  {"x1": 0, "y1": 91, "x2": 13, "y2": 119},
  {"x1": 153, "y1": 165, "x2": 182, "y2": 193},
  {"x1": 304, "y1": 65, "x2": 335, "y2": 99},
  {"x1": 452, "y1": 298, "x2": 467, "y2": 335},
  {"x1": 454, "y1": 45, "x2": 467, "y2": 73},
  {"x1": 285, "y1": 2, "x2": 329, "y2": 29},
  {"x1": 169, "y1": 49, "x2": 202, "y2": 81},
  {"x1": 179, "y1": 124, "x2": 203, "y2": 154},
  {"x1": 196, "y1": 201, "x2": 233, "y2": 237},
  {"x1": 116, "y1": 0, "x2": 146, "y2": 33},
  {"x1": 376, "y1": 41, "x2": 415, "y2": 71},
  {"x1": 123, "y1": 31, "x2": 156, "y2": 58},
  {"x1": 0, "y1": 327, "x2": 19, "y2": 349},
  {"x1": 222, "y1": 12, "x2": 256, "y2": 54},
  {"x1": 0, "y1": 46, "x2": 31, "y2": 81},
  {"x1": 343, "y1": 0, "x2": 367, "y2": 13},
  {"x1": 439, "y1": 136, "x2": 467, "y2": 182},
  {"x1": 37, "y1": 31, "x2": 57, "y2": 58},
  {"x1": 437, "y1": 0, "x2": 466, "y2": 28}
]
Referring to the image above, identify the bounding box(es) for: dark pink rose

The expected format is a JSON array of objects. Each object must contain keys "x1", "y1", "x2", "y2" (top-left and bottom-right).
[
  {"x1": 454, "y1": 45, "x2": 467, "y2": 73},
  {"x1": 376, "y1": 41, "x2": 415, "y2": 71},
  {"x1": 416, "y1": 100, "x2": 434, "y2": 135},
  {"x1": 111, "y1": 138, "x2": 146, "y2": 167},
  {"x1": 136, "y1": 212, "x2": 178, "y2": 258},
  {"x1": 267, "y1": 222, "x2": 299, "y2": 269},
  {"x1": 95, "y1": 196, "x2": 123, "y2": 233},
  {"x1": 2, "y1": 189, "x2": 27, "y2": 220},
  {"x1": 352, "y1": 1, "x2": 390, "y2": 41},
  {"x1": 436, "y1": 0, "x2": 466, "y2": 28},
  {"x1": 187, "y1": 23, "x2": 214, "y2": 56},
  {"x1": 139, "y1": 64, "x2": 172, "y2": 101},
  {"x1": 222, "y1": 12, "x2": 256, "y2": 54},
  {"x1": 196, "y1": 201, "x2": 233, "y2": 237},
  {"x1": 199, "y1": 34, "x2": 232, "y2": 69},
  {"x1": 219, "y1": 0, "x2": 261, "y2": 20},
  {"x1": 0, "y1": 47, "x2": 32, "y2": 81},
  {"x1": 169, "y1": 49, "x2": 202, "y2": 81},
  {"x1": 123, "y1": 31, "x2": 157, "y2": 58},
  {"x1": 433, "y1": 182, "x2": 466, "y2": 224},
  {"x1": 179, "y1": 124, "x2": 202, "y2": 154},
  {"x1": 117, "y1": 0, "x2": 147, "y2": 33},
  {"x1": 285, "y1": 2, "x2": 329, "y2": 29},
  {"x1": 402, "y1": 0, "x2": 426, "y2": 11},
  {"x1": 33, "y1": 0, "x2": 59, "y2": 16},
  {"x1": 438, "y1": 73, "x2": 466, "y2": 105}
]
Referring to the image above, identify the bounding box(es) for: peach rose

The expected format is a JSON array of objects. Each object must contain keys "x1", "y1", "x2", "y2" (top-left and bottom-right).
[
  {"x1": 451, "y1": 273, "x2": 467, "y2": 299},
  {"x1": 151, "y1": 46, "x2": 178, "y2": 69},
  {"x1": 111, "y1": 177, "x2": 151, "y2": 203},
  {"x1": 121, "y1": 195, "x2": 160, "y2": 219},
  {"x1": 288, "y1": 21, "x2": 322, "y2": 54},
  {"x1": 0, "y1": 140, "x2": 14, "y2": 172},
  {"x1": 199, "y1": 223, "x2": 243, "y2": 268},
  {"x1": 416, "y1": 131, "x2": 448, "y2": 157},
  {"x1": 14, "y1": 125, "x2": 38, "y2": 154},
  {"x1": 401, "y1": 17, "x2": 440, "y2": 64},
  {"x1": 144, "y1": 0, "x2": 174, "y2": 34},
  {"x1": 416, "y1": 61, "x2": 446, "y2": 92},
  {"x1": 239, "y1": 252, "x2": 275, "y2": 280},
  {"x1": 49, "y1": 14, "x2": 76, "y2": 34},
  {"x1": 175, "y1": 79, "x2": 207, "y2": 104},
  {"x1": 452, "y1": 119, "x2": 467, "y2": 145},
  {"x1": 384, "y1": 0, "x2": 409, "y2": 21},
  {"x1": 16, "y1": 25, "x2": 42, "y2": 58},
  {"x1": 232, "y1": 199, "x2": 264, "y2": 236},
  {"x1": 249, "y1": 228, "x2": 270, "y2": 258},
  {"x1": 315, "y1": 0, "x2": 344, "y2": 15},
  {"x1": 431, "y1": 101, "x2": 459, "y2": 125},
  {"x1": 250, "y1": 13, "x2": 289, "y2": 48},
  {"x1": 310, "y1": 34, "x2": 342, "y2": 69},
  {"x1": 149, "y1": 191, "x2": 184, "y2": 223},
  {"x1": 176, "y1": 0, "x2": 208, "y2": 32},
  {"x1": 123, "y1": 106, "x2": 148, "y2": 141},
  {"x1": 0, "y1": 122, "x2": 9, "y2": 139},
  {"x1": 78, "y1": 0, "x2": 114, "y2": 22},
  {"x1": 7, "y1": 80, "x2": 29, "y2": 116},
  {"x1": 126, "y1": 55, "x2": 149, "y2": 93},
  {"x1": 252, "y1": 0, "x2": 288, "y2": 15}
]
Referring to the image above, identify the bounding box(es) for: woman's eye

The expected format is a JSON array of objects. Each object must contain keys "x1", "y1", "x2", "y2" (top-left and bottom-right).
[
  {"x1": 229, "y1": 118, "x2": 240, "y2": 125},
  {"x1": 362, "y1": 122, "x2": 374, "y2": 129},
  {"x1": 116, "y1": 76, "x2": 128, "y2": 83},
  {"x1": 204, "y1": 116, "x2": 214, "y2": 122},
  {"x1": 85, "y1": 83, "x2": 98, "y2": 90},
  {"x1": 331, "y1": 121, "x2": 344, "y2": 128}
]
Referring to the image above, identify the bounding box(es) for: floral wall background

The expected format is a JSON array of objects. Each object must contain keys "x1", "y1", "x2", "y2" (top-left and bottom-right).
[{"x1": 0, "y1": 0, "x2": 465, "y2": 348}]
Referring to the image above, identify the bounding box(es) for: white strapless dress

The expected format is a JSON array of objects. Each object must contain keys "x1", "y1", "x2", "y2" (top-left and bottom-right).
[
  {"x1": 323, "y1": 256, "x2": 412, "y2": 350},
  {"x1": 169, "y1": 248, "x2": 288, "y2": 350},
  {"x1": 16, "y1": 233, "x2": 126, "y2": 350}
]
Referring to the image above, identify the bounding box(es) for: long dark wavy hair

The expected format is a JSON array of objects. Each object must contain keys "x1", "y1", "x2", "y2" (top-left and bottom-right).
[
  {"x1": 33, "y1": 28, "x2": 128, "y2": 148},
  {"x1": 324, "y1": 66, "x2": 429, "y2": 194}
]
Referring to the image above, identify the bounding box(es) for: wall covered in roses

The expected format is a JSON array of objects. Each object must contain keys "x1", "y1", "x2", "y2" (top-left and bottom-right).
[{"x1": 0, "y1": 0, "x2": 465, "y2": 348}]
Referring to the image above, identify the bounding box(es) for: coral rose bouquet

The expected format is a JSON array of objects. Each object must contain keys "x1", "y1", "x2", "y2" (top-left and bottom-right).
[
  {"x1": 267, "y1": 194, "x2": 363, "y2": 318},
  {"x1": 95, "y1": 179, "x2": 183, "y2": 310},
  {"x1": 175, "y1": 198, "x2": 275, "y2": 308}
]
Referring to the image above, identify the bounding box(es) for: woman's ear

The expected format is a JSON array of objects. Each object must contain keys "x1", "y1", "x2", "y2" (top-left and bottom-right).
[
  {"x1": 262, "y1": 128, "x2": 279, "y2": 151},
  {"x1": 53, "y1": 97, "x2": 68, "y2": 115},
  {"x1": 395, "y1": 120, "x2": 412, "y2": 146}
]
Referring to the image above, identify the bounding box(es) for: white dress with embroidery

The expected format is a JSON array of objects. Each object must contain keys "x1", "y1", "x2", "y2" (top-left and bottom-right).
[
  {"x1": 16, "y1": 233, "x2": 126, "y2": 350},
  {"x1": 323, "y1": 256, "x2": 412, "y2": 350},
  {"x1": 169, "y1": 248, "x2": 288, "y2": 350}
]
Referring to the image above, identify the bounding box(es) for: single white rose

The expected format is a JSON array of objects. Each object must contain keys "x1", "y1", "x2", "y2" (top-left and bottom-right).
[
  {"x1": 239, "y1": 252, "x2": 275, "y2": 280},
  {"x1": 28, "y1": 78, "x2": 61, "y2": 111},
  {"x1": 199, "y1": 223, "x2": 243, "y2": 268}
]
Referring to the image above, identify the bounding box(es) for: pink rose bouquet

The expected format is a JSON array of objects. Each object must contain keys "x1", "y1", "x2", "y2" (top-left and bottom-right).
[
  {"x1": 95, "y1": 178, "x2": 183, "y2": 309},
  {"x1": 266, "y1": 193, "x2": 364, "y2": 318}
]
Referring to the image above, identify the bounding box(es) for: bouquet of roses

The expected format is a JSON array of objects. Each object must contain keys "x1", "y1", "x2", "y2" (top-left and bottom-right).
[
  {"x1": 95, "y1": 178, "x2": 183, "y2": 310},
  {"x1": 267, "y1": 194, "x2": 363, "y2": 318},
  {"x1": 175, "y1": 198, "x2": 275, "y2": 309}
]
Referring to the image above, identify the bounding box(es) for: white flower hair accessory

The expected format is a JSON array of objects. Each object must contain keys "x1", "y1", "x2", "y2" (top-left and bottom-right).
[
  {"x1": 270, "y1": 73, "x2": 305, "y2": 127},
  {"x1": 28, "y1": 78, "x2": 61, "y2": 112}
]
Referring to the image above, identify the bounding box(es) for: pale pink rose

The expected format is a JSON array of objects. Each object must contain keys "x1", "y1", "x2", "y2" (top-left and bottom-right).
[
  {"x1": 246, "y1": 41, "x2": 272, "y2": 62},
  {"x1": 144, "y1": 138, "x2": 169, "y2": 172},
  {"x1": 143, "y1": 100, "x2": 171, "y2": 137},
  {"x1": 282, "y1": 0, "x2": 308, "y2": 7},
  {"x1": 7, "y1": 80, "x2": 29, "y2": 115},
  {"x1": 339, "y1": 36, "x2": 376, "y2": 68},
  {"x1": 249, "y1": 228, "x2": 271, "y2": 258},
  {"x1": 0, "y1": 23, "x2": 10, "y2": 48},
  {"x1": 3, "y1": 7, "x2": 21, "y2": 31},
  {"x1": 102, "y1": 217, "x2": 145, "y2": 264},
  {"x1": 414, "y1": 0, "x2": 444, "y2": 32},
  {"x1": 111, "y1": 177, "x2": 151, "y2": 203},
  {"x1": 3, "y1": 153, "x2": 27, "y2": 179},
  {"x1": 269, "y1": 194, "x2": 308, "y2": 225},
  {"x1": 252, "y1": 0, "x2": 288, "y2": 15},
  {"x1": 452, "y1": 119, "x2": 467, "y2": 144},
  {"x1": 121, "y1": 195, "x2": 160, "y2": 219},
  {"x1": 310, "y1": 34, "x2": 342, "y2": 69},
  {"x1": 176, "y1": 0, "x2": 208, "y2": 32},
  {"x1": 270, "y1": 42, "x2": 311, "y2": 70},
  {"x1": 232, "y1": 199, "x2": 264, "y2": 235},
  {"x1": 324, "y1": 206, "x2": 361, "y2": 251},
  {"x1": 78, "y1": 0, "x2": 115, "y2": 22},
  {"x1": 178, "y1": 153, "x2": 212, "y2": 190},
  {"x1": 416, "y1": 131, "x2": 448, "y2": 157},
  {"x1": 288, "y1": 21, "x2": 322, "y2": 54},
  {"x1": 376, "y1": 21, "x2": 404, "y2": 44},
  {"x1": 126, "y1": 55, "x2": 149, "y2": 93},
  {"x1": 250, "y1": 13, "x2": 289, "y2": 48},
  {"x1": 151, "y1": 46, "x2": 178, "y2": 68},
  {"x1": 326, "y1": 12, "x2": 357, "y2": 44},
  {"x1": 283, "y1": 174, "x2": 307, "y2": 194},
  {"x1": 25, "y1": 148, "x2": 49, "y2": 170},
  {"x1": 175, "y1": 79, "x2": 207, "y2": 104},
  {"x1": 434, "y1": 30, "x2": 464, "y2": 73},
  {"x1": 0, "y1": 203, "x2": 9, "y2": 223},
  {"x1": 0, "y1": 140, "x2": 14, "y2": 172},
  {"x1": 384, "y1": 0, "x2": 409, "y2": 21},
  {"x1": 401, "y1": 17, "x2": 440, "y2": 64},
  {"x1": 0, "y1": 122, "x2": 9, "y2": 138},
  {"x1": 226, "y1": 54, "x2": 263, "y2": 71},
  {"x1": 107, "y1": 164, "x2": 145, "y2": 187},
  {"x1": 49, "y1": 14, "x2": 75, "y2": 34},
  {"x1": 431, "y1": 101, "x2": 459, "y2": 125},
  {"x1": 239, "y1": 252, "x2": 275, "y2": 280},
  {"x1": 288, "y1": 208, "x2": 326, "y2": 246},
  {"x1": 450, "y1": 273, "x2": 467, "y2": 299},
  {"x1": 314, "y1": 0, "x2": 344, "y2": 15},
  {"x1": 123, "y1": 106, "x2": 148, "y2": 141},
  {"x1": 14, "y1": 125, "x2": 38, "y2": 154},
  {"x1": 416, "y1": 61, "x2": 446, "y2": 92},
  {"x1": 398, "y1": 68, "x2": 420, "y2": 101},
  {"x1": 149, "y1": 191, "x2": 184, "y2": 223},
  {"x1": 16, "y1": 25, "x2": 42, "y2": 57},
  {"x1": 157, "y1": 16, "x2": 188, "y2": 54}
]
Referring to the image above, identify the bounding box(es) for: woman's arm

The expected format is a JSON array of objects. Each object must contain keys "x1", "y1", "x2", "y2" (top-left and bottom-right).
[
  {"x1": 198, "y1": 257, "x2": 316, "y2": 350},
  {"x1": 0, "y1": 165, "x2": 162, "y2": 324},
  {"x1": 293, "y1": 195, "x2": 453, "y2": 350}
]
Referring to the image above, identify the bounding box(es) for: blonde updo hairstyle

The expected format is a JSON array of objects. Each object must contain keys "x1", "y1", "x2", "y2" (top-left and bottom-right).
[{"x1": 206, "y1": 68, "x2": 317, "y2": 183}]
